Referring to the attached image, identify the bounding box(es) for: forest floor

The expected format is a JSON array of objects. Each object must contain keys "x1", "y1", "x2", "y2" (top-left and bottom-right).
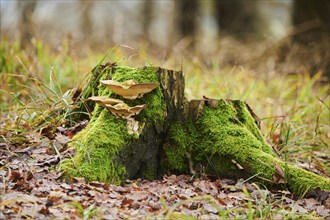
[
  {"x1": 1, "y1": 127, "x2": 330, "y2": 219},
  {"x1": 1, "y1": 37, "x2": 330, "y2": 219}
]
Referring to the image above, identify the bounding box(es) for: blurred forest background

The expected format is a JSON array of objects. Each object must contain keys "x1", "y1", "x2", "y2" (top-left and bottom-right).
[{"x1": 1, "y1": 0, "x2": 329, "y2": 76}]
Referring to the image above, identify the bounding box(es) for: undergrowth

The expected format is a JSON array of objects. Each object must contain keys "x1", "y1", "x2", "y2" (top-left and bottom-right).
[
  {"x1": 0, "y1": 37, "x2": 329, "y2": 218},
  {"x1": 1, "y1": 37, "x2": 328, "y2": 172}
]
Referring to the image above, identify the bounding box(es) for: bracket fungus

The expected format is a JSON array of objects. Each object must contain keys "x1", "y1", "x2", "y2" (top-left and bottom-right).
[
  {"x1": 104, "y1": 103, "x2": 146, "y2": 119},
  {"x1": 88, "y1": 96, "x2": 124, "y2": 106},
  {"x1": 88, "y1": 96, "x2": 145, "y2": 119},
  {"x1": 100, "y1": 79, "x2": 160, "y2": 100}
]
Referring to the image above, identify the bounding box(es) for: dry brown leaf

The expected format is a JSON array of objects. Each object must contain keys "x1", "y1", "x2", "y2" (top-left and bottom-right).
[
  {"x1": 126, "y1": 191, "x2": 148, "y2": 202},
  {"x1": 39, "y1": 206, "x2": 50, "y2": 215},
  {"x1": 9, "y1": 170, "x2": 21, "y2": 182},
  {"x1": 47, "y1": 192, "x2": 63, "y2": 203}
]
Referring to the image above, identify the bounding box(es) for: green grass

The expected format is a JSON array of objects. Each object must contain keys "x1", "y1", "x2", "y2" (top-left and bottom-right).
[{"x1": 0, "y1": 37, "x2": 329, "y2": 218}]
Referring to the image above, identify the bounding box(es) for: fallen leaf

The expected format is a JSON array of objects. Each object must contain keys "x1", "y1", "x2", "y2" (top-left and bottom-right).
[
  {"x1": 202, "y1": 202, "x2": 218, "y2": 214},
  {"x1": 121, "y1": 197, "x2": 134, "y2": 208},
  {"x1": 9, "y1": 170, "x2": 21, "y2": 182},
  {"x1": 291, "y1": 203, "x2": 308, "y2": 213},
  {"x1": 115, "y1": 186, "x2": 130, "y2": 194},
  {"x1": 316, "y1": 204, "x2": 330, "y2": 217},
  {"x1": 47, "y1": 192, "x2": 63, "y2": 203},
  {"x1": 39, "y1": 206, "x2": 50, "y2": 215},
  {"x1": 126, "y1": 191, "x2": 148, "y2": 201},
  {"x1": 54, "y1": 133, "x2": 71, "y2": 145}
]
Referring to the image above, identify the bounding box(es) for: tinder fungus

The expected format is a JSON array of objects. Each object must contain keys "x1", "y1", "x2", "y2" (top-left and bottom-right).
[
  {"x1": 100, "y1": 80, "x2": 160, "y2": 100},
  {"x1": 88, "y1": 96, "x2": 123, "y2": 106},
  {"x1": 104, "y1": 103, "x2": 146, "y2": 119}
]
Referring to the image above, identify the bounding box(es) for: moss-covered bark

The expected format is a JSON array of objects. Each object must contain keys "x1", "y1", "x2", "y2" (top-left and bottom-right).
[
  {"x1": 61, "y1": 65, "x2": 167, "y2": 183},
  {"x1": 165, "y1": 99, "x2": 330, "y2": 197},
  {"x1": 61, "y1": 63, "x2": 329, "y2": 197}
]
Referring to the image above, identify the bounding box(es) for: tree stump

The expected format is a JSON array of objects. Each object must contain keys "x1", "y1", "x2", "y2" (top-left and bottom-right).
[{"x1": 61, "y1": 62, "x2": 330, "y2": 197}]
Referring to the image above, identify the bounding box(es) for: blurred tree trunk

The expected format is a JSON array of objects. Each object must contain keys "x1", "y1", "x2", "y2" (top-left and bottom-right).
[
  {"x1": 142, "y1": 0, "x2": 153, "y2": 41},
  {"x1": 291, "y1": 0, "x2": 330, "y2": 76},
  {"x1": 214, "y1": 0, "x2": 259, "y2": 39},
  {"x1": 80, "y1": 0, "x2": 93, "y2": 42},
  {"x1": 292, "y1": 0, "x2": 330, "y2": 43},
  {"x1": 176, "y1": 0, "x2": 198, "y2": 46},
  {"x1": 17, "y1": 0, "x2": 37, "y2": 48}
]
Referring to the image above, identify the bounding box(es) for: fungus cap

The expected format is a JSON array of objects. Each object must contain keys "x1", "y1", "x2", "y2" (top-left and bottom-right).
[
  {"x1": 104, "y1": 103, "x2": 146, "y2": 119},
  {"x1": 88, "y1": 96, "x2": 124, "y2": 106},
  {"x1": 100, "y1": 80, "x2": 160, "y2": 100}
]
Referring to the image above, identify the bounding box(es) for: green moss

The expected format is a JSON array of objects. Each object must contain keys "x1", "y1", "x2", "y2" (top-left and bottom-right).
[
  {"x1": 242, "y1": 147, "x2": 330, "y2": 196},
  {"x1": 111, "y1": 66, "x2": 166, "y2": 126},
  {"x1": 232, "y1": 101, "x2": 266, "y2": 145},
  {"x1": 167, "y1": 100, "x2": 274, "y2": 172},
  {"x1": 163, "y1": 142, "x2": 188, "y2": 173},
  {"x1": 167, "y1": 99, "x2": 330, "y2": 196},
  {"x1": 61, "y1": 110, "x2": 130, "y2": 183},
  {"x1": 200, "y1": 100, "x2": 274, "y2": 157},
  {"x1": 61, "y1": 65, "x2": 166, "y2": 183},
  {"x1": 207, "y1": 154, "x2": 243, "y2": 177},
  {"x1": 164, "y1": 121, "x2": 204, "y2": 172},
  {"x1": 285, "y1": 163, "x2": 330, "y2": 196}
]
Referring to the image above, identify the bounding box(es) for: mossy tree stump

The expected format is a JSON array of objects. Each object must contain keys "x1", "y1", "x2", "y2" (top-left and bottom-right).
[{"x1": 61, "y1": 62, "x2": 330, "y2": 197}]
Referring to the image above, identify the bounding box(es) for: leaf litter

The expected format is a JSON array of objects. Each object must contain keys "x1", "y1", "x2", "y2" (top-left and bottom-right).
[{"x1": 0, "y1": 129, "x2": 329, "y2": 219}]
